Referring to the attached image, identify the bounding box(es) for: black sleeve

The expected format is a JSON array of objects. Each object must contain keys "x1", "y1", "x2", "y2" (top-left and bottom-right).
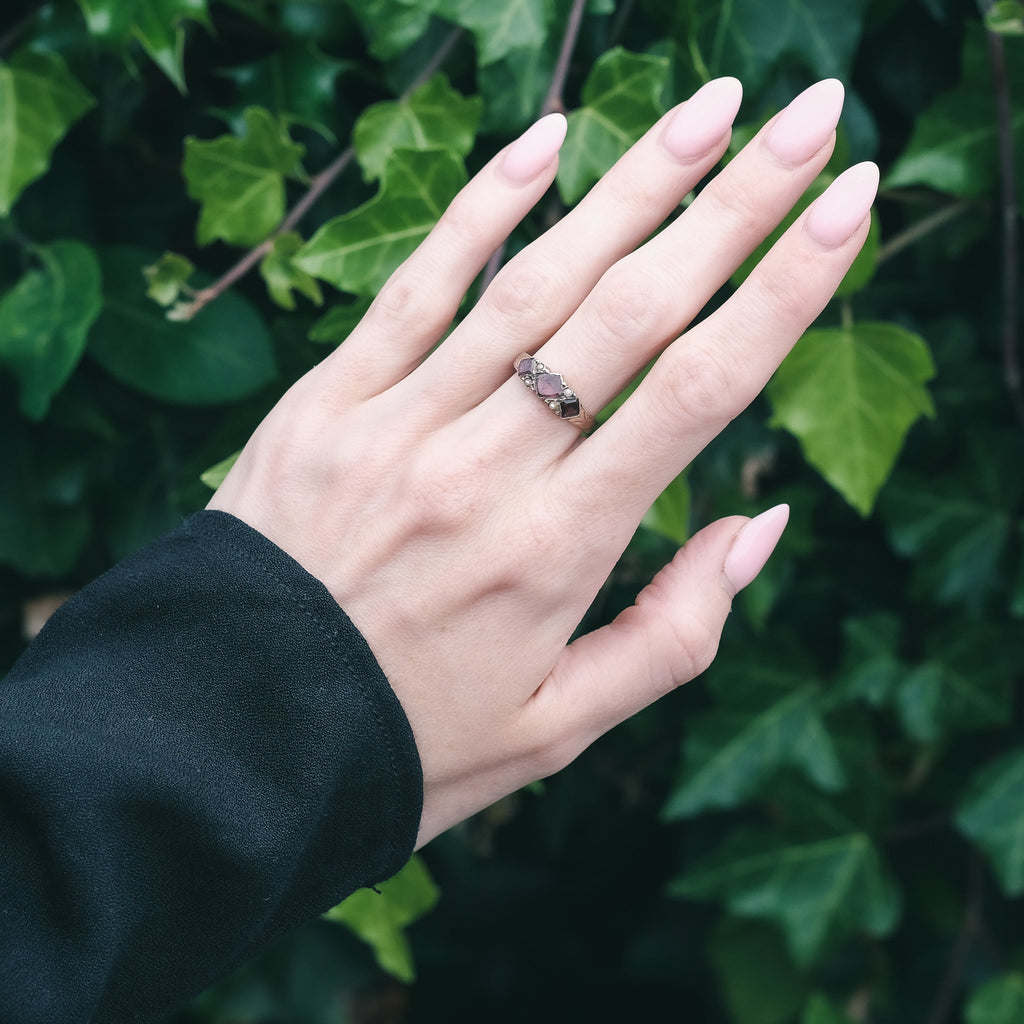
[{"x1": 0, "y1": 510, "x2": 423, "y2": 1024}]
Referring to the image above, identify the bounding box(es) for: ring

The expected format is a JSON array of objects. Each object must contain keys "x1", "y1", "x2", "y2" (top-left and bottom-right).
[{"x1": 513, "y1": 353, "x2": 596, "y2": 433}]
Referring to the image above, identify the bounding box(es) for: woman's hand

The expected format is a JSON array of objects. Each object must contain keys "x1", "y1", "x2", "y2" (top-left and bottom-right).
[{"x1": 208, "y1": 77, "x2": 877, "y2": 847}]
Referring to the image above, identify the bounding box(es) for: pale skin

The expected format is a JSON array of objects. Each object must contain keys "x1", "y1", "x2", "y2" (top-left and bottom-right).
[{"x1": 208, "y1": 77, "x2": 879, "y2": 848}]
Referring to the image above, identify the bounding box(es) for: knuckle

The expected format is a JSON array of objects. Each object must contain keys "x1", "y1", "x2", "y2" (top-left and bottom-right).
[
  {"x1": 751, "y1": 269, "x2": 816, "y2": 327},
  {"x1": 697, "y1": 177, "x2": 764, "y2": 238},
  {"x1": 483, "y1": 255, "x2": 563, "y2": 326},
  {"x1": 656, "y1": 343, "x2": 738, "y2": 426},
  {"x1": 590, "y1": 262, "x2": 665, "y2": 344}
]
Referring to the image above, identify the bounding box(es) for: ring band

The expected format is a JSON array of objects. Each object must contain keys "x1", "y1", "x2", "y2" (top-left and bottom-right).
[{"x1": 513, "y1": 353, "x2": 596, "y2": 433}]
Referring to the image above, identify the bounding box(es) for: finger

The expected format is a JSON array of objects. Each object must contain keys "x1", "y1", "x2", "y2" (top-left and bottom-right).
[
  {"x1": 571, "y1": 161, "x2": 880, "y2": 520},
  {"x1": 513, "y1": 79, "x2": 847, "y2": 437},
  {"x1": 405, "y1": 77, "x2": 745, "y2": 412},
  {"x1": 519, "y1": 506, "x2": 789, "y2": 769},
  {"x1": 324, "y1": 113, "x2": 568, "y2": 395}
]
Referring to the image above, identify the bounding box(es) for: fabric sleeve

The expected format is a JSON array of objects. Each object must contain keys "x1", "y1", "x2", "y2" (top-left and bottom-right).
[{"x1": 0, "y1": 510, "x2": 423, "y2": 1024}]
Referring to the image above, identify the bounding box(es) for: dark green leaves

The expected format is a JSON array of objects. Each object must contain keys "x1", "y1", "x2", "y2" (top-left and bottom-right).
[
  {"x1": 296, "y1": 149, "x2": 467, "y2": 296},
  {"x1": 75, "y1": 0, "x2": 211, "y2": 91},
  {"x1": 767, "y1": 323, "x2": 935, "y2": 515},
  {"x1": 557, "y1": 48, "x2": 669, "y2": 204},
  {"x1": 0, "y1": 241, "x2": 103, "y2": 420},
  {"x1": 663, "y1": 689, "x2": 845, "y2": 820},
  {"x1": 414, "y1": 0, "x2": 554, "y2": 65},
  {"x1": 966, "y1": 974, "x2": 1024, "y2": 1024},
  {"x1": 183, "y1": 108, "x2": 306, "y2": 248},
  {"x1": 89, "y1": 246, "x2": 276, "y2": 404},
  {"x1": 670, "y1": 831, "x2": 900, "y2": 964},
  {"x1": 0, "y1": 50, "x2": 95, "y2": 216},
  {"x1": 957, "y1": 751, "x2": 1024, "y2": 897}
]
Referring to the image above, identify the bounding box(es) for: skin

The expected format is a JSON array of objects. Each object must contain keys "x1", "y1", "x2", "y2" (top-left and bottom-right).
[{"x1": 209, "y1": 78, "x2": 878, "y2": 848}]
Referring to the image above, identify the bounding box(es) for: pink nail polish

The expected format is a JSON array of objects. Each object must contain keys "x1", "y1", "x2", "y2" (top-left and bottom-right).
[
  {"x1": 764, "y1": 79, "x2": 845, "y2": 165},
  {"x1": 661, "y1": 77, "x2": 743, "y2": 161},
  {"x1": 805, "y1": 162, "x2": 880, "y2": 248},
  {"x1": 500, "y1": 113, "x2": 568, "y2": 186},
  {"x1": 722, "y1": 504, "x2": 790, "y2": 594}
]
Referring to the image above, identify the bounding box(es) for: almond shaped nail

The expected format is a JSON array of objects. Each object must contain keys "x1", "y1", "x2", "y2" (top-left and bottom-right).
[
  {"x1": 805, "y1": 162, "x2": 880, "y2": 248},
  {"x1": 500, "y1": 113, "x2": 568, "y2": 186},
  {"x1": 661, "y1": 77, "x2": 743, "y2": 161},
  {"x1": 722, "y1": 504, "x2": 790, "y2": 594},
  {"x1": 764, "y1": 79, "x2": 845, "y2": 165}
]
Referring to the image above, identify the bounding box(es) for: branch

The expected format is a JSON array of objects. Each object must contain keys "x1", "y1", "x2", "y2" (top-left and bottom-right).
[
  {"x1": 542, "y1": 0, "x2": 588, "y2": 115},
  {"x1": 876, "y1": 199, "x2": 975, "y2": 266},
  {"x1": 985, "y1": 27, "x2": 1024, "y2": 427},
  {"x1": 926, "y1": 853, "x2": 985, "y2": 1024},
  {"x1": 176, "y1": 27, "x2": 463, "y2": 321}
]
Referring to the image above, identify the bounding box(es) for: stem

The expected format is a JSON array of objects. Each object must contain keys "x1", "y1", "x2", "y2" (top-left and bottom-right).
[
  {"x1": 176, "y1": 27, "x2": 463, "y2": 321},
  {"x1": 926, "y1": 853, "x2": 985, "y2": 1024},
  {"x1": 542, "y1": 0, "x2": 588, "y2": 115},
  {"x1": 876, "y1": 200, "x2": 974, "y2": 266},
  {"x1": 985, "y1": 28, "x2": 1024, "y2": 426}
]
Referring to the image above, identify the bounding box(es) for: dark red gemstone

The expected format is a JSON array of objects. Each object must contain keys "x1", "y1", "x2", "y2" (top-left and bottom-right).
[
  {"x1": 536, "y1": 373, "x2": 563, "y2": 397},
  {"x1": 560, "y1": 398, "x2": 581, "y2": 418}
]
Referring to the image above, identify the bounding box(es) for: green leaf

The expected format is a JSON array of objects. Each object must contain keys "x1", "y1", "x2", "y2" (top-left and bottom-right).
[
  {"x1": 89, "y1": 246, "x2": 277, "y2": 404},
  {"x1": 75, "y1": 0, "x2": 210, "y2": 91},
  {"x1": 767, "y1": 322, "x2": 935, "y2": 516},
  {"x1": 885, "y1": 26, "x2": 1024, "y2": 203},
  {"x1": 348, "y1": 0, "x2": 435, "y2": 60},
  {"x1": 966, "y1": 974, "x2": 1024, "y2": 1024},
  {"x1": 0, "y1": 50, "x2": 95, "y2": 216},
  {"x1": 324, "y1": 855, "x2": 439, "y2": 983},
  {"x1": 802, "y1": 993, "x2": 854, "y2": 1024},
  {"x1": 260, "y1": 232, "x2": 323, "y2": 311},
  {"x1": 956, "y1": 751, "x2": 1024, "y2": 897},
  {"x1": 662, "y1": 688, "x2": 845, "y2": 820},
  {"x1": 835, "y1": 612, "x2": 903, "y2": 708},
  {"x1": 411, "y1": 0, "x2": 554, "y2": 66},
  {"x1": 200, "y1": 450, "x2": 240, "y2": 491},
  {"x1": 295, "y1": 148, "x2": 467, "y2": 297},
  {"x1": 642, "y1": 473, "x2": 690, "y2": 545},
  {"x1": 895, "y1": 626, "x2": 1013, "y2": 744},
  {"x1": 0, "y1": 241, "x2": 103, "y2": 420},
  {"x1": 308, "y1": 298, "x2": 373, "y2": 345},
  {"x1": 698, "y1": 0, "x2": 869, "y2": 93},
  {"x1": 985, "y1": 2, "x2": 1024, "y2": 35},
  {"x1": 669, "y1": 830, "x2": 901, "y2": 964},
  {"x1": 183, "y1": 107, "x2": 306, "y2": 248},
  {"x1": 557, "y1": 48, "x2": 670, "y2": 205},
  {"x1": 143, "y1": 252, "x2": 195, "y2": 307},
  {"x1": 478, "y1": 43, "x2": 556, "y2": 133},
  {"x1": 354, "y1": 75, "x2": 482, "y2": 183}
]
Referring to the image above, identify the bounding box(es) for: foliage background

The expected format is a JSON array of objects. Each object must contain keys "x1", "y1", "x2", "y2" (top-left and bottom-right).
[{"x1": 1, "y1": 0, "x2": 1023, "y2": 1021}]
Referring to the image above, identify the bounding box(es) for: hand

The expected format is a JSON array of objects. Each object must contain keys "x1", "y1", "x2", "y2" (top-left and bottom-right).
[{"x1": 208, "y1": 77, "x2": 877, "y2": 847}]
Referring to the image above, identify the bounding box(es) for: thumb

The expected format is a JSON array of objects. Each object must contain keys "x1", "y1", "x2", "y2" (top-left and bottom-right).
[{"x1": 526, "y1": 504, "x2": 790, "y2": 758}]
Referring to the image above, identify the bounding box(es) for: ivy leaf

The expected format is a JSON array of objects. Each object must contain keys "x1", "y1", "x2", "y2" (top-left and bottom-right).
[
  {"x1": 0, "y1": 241, "x2": 103, "y2": 421},
  {"x1": 347, "y1": 0, "x2": 435, "y2": 61},
  {"x1": 295, "y1": 148, "x2": 467, "y2": 297},
  {"x1": 669, "y1": 830, "x2": 901, "y2": 964},
  {"x1": 410, "y1": 0, "x2": 554, "y2": 66},
  {"x1": 0, "y1": 50, "x2": 95, "y2": 216},
  {"x1": 698, "y1": 0, "x2": 868, "y2": 94},
  {"x1": 895, "y1": 625, "x2": 1013, "y2": 744},
  {"x1": 985, "y1": 2, "x2": 1024, "y2": 36},
  {"x1": 308, "y1": 298, "x2": 373, "y2": 345},
  {"x1": 835, "y1": 612, "x2": 904, "y2": 708},
  {"x1": 478, "y1": 43, "x2": 556, "y2": 133},
  {"x1": 183, "y1": 107, "x2": 306, "y2": 248},
  {"x1": 324, "y1": 855, "x2": 439, "y2": 983},
  {"x1": 89, "y1": 246, "x2": 277, "y2": 404},
  {"x1": 880, "y1": 432, "x2": 1024, "y2": 609},
  {"x1": 557, "y1": 48, "x2": 670, "y2": 205},
  {"x1": 642, "y1": 473, "x2": 690, "y2": 545},
  {"x1": 662, "y1": 688, "x2": 845, "y2": 820},
  {"x1": 956, "y1": 750, "x2": 1024, "y2": 897},
  {"x1": 218, "y1": 42, "x2": 348, "y2": 138},
  {"x1": 260, "y1": 232, "x2": 323, "y2": 311},
  {"x1": 143, "y1": 252, "x2": 194, "y2": 307},
  {"x1": 354, "y1": 75, "x2": 482, "y2": 182},
  {"x1": 75, "y1": 0, "x2": 210, "y2": 92},
  {"x1": 965, "y1": 974, "x2": 1024, "y2": 1024},
  {"x1": 767, "y1": 323, "x2": 936, "y2": 516},
  {"x1": 885, "y1": 26, "x2": 1024, "y2": 203},
  {"x1": 802, "y1": 993, "x2": 855, "y2": 1024}
]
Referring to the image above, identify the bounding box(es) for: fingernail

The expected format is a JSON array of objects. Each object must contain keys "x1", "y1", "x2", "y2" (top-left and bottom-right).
[
  {"x1": 805, "y1": 162, "x2": 880, "y2": 248},
  {"x1": 500, "y1": 113, "x2": 568, "y2": 185},
  {"x1": 722, "y1": 504, "x2": 790, "y2": 594},
  {"x1": 661, "y1": 77, "x2": 743, "y2": 161},
  {"x1": 764, "y1": 79, "x2": 845, "y2": 165}
]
